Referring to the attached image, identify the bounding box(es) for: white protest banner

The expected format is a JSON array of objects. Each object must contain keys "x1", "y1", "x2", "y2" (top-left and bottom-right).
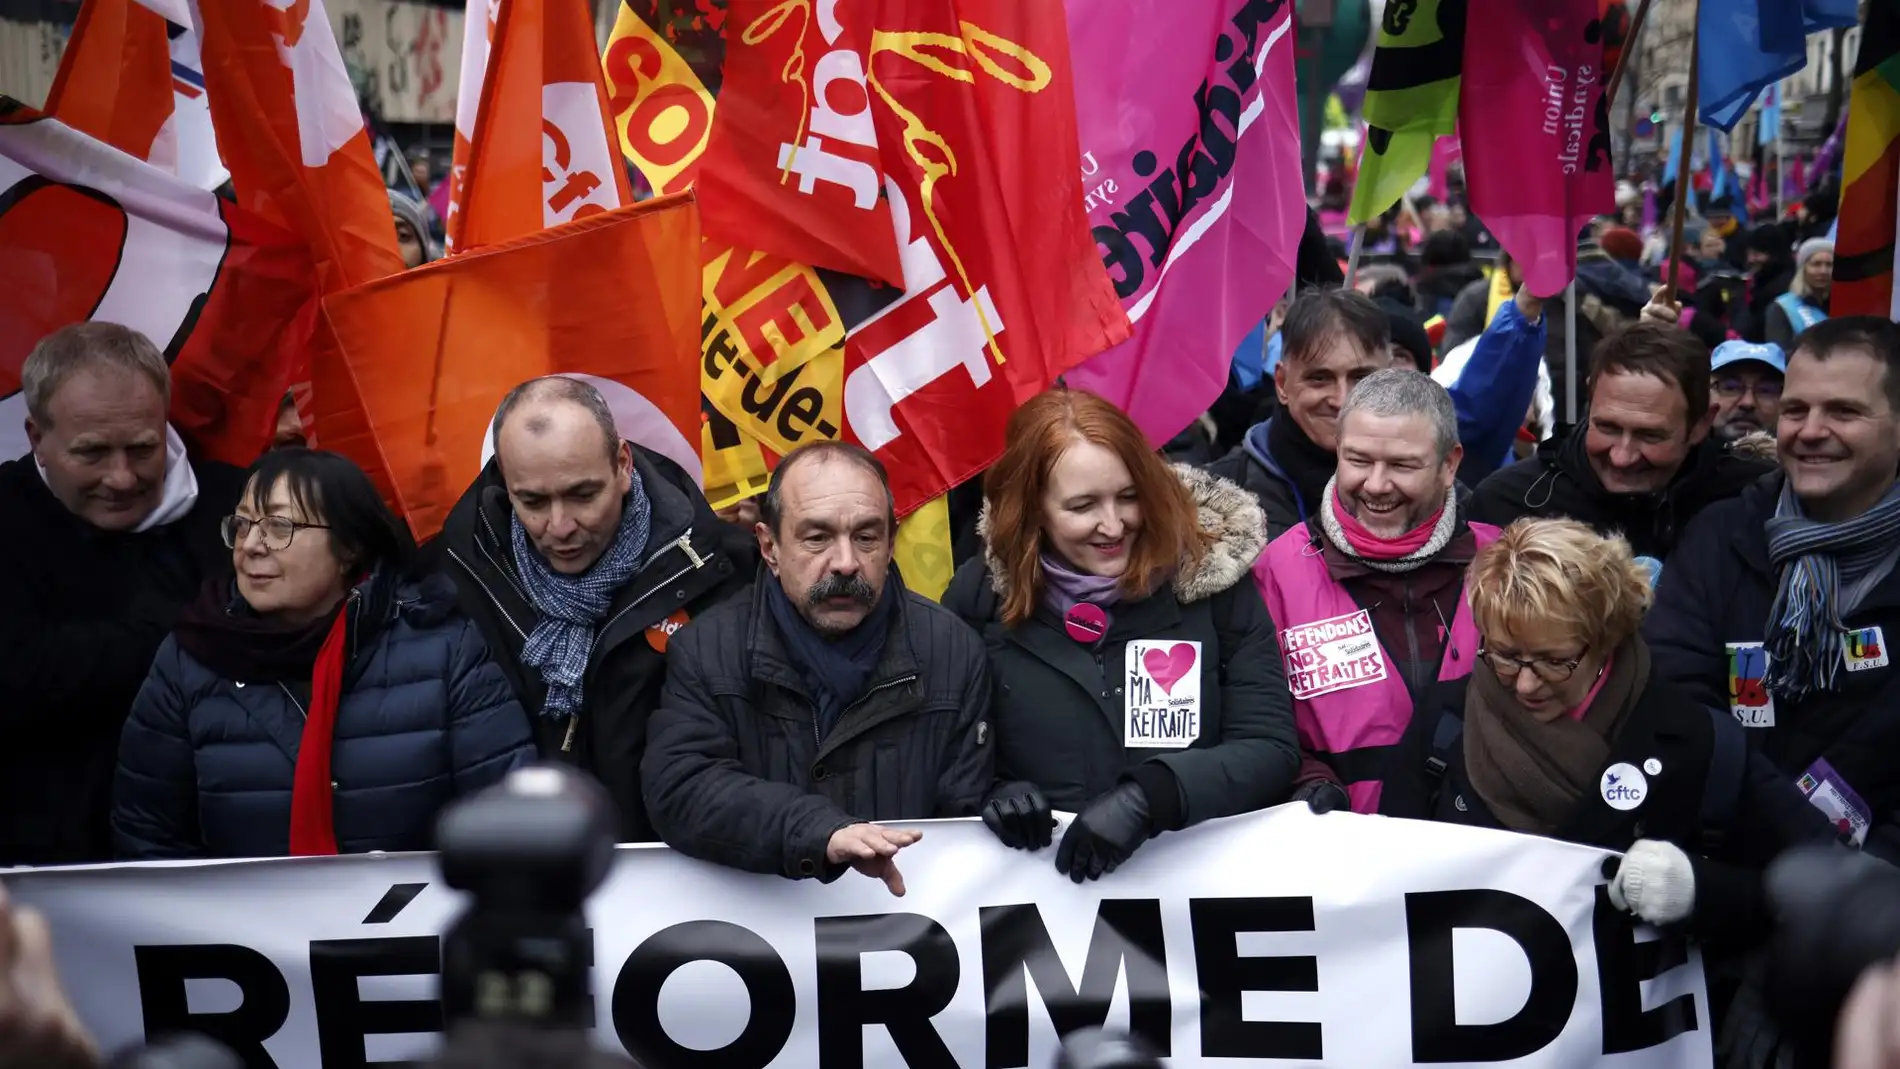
[{"x1": 3, "y1": 809, "x2": 1713, "y2": 1069}]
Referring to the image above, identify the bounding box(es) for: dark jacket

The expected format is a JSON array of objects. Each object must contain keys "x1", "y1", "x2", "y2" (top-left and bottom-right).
[
  {"x1": 1646, "y1": 473, "x2": 1900, "y2": 863},
  {"x1": 1468, "y1": 426, "x2": 1773, "y2": 561},
  {"x1": 112, "y1": 573, "x2": 537, "y2": 859},
  {"x1": 434, "y1": 445, "x2": 751, "y2": 842},
  {"x1": 641, "y1": 570, "x2": 993, "y2": 880},
  {"x1": 0, "y1": 454, "x2": 244, "y2": 865},
  {"x1": 1381, "y1": 670, "x2": 1838, "y2": 943},
  {"x1": 941, "y1": 465, "x2": 1299, "y2": 828},
  {"x1": 1205, "y1": 419, "x2": 1313, "y2": 542}
]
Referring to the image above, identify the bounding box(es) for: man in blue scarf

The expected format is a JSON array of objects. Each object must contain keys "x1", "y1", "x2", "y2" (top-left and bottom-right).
[{"x1": 642, "y1": 442, "x2": 994, "y2": 895}]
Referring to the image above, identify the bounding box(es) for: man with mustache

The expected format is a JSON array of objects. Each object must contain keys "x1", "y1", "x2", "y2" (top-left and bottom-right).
[
  {"x1": 643, "y1": 442, "x2": 993, "y2": 896},
  {"x1": 0, "y1": 323, "x2": 244, "y2": 864},
  {"x1": 1648, "y1": 317, "x2": 1900, "y2": 861},
  {"x1": 1251, "y1": 370, "x2": 1498, "y2": 814},
  {"x1": 1468, "y1": 320, "x2": 1772, "y2": 563},
  {"x1": 438, "y1": 376, "x2": 749, "y2": 842},
  {"x1": 1708, "y1": 340, "x2": 1787, "y2": 444}
]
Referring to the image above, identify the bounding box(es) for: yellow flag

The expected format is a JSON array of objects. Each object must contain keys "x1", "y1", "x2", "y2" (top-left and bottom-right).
[{"x1": 893, "y1": 493, "x2": 954, "y2": 602}]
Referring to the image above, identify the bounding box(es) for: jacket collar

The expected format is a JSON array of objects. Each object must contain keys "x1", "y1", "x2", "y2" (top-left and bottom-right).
[
  {"x1": 974, "y1": 463, "x2": 1267, "y2": 610},
  {"x1": 746, "y1": 566, "x2": 922, "y2": 697}
]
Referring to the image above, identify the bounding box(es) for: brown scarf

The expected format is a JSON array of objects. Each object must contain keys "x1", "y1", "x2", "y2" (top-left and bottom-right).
[{"x1": 1463, "y1": 636, "x2": 1651, "y2": 836}]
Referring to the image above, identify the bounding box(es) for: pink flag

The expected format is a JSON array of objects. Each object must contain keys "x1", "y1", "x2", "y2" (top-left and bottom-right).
[
  {"x1": 1428, "y1": 136, "x2": 1462, "y2": 202},
  {"x1": 1059, "y1": 0, "x2": 1306, "y2": 446},
  {"x1": 1459, "y1": 0, "x2": 1615, "y2": 298}
]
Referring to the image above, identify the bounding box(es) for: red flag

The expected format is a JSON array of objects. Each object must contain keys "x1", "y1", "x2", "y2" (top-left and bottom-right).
[
  {"x1": 697, "y1": 0, "x2": 903, "y2": 285},
  {"x1": 847, "y1": 0, "x2": 1130, "y2": 507},
  {"x1": 318, "y1": 193, "x2": 702, "y2": 539},
  {"x1": 0, "y1": 103, "x2": 317, "y2": 465}
]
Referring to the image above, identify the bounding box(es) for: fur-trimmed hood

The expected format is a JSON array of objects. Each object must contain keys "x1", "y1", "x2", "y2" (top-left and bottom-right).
[{"x1": 977, "y1": 463, "x2": 1267, "y2": 605}]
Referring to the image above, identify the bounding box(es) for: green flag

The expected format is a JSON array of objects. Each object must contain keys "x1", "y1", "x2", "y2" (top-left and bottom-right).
[{"x1": 1347, "y1": 0, "x2": 1467, "y2": 226}]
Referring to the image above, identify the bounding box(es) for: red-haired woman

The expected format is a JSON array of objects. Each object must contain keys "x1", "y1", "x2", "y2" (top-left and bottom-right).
[{"x1": 944, "y1": 388, "x2": 1299, "y2": 882}]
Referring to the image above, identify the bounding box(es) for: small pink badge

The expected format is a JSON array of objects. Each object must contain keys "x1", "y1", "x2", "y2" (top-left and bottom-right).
[{"x1": 1065, "y1": 603, "x2": 1108, "y2": 644}]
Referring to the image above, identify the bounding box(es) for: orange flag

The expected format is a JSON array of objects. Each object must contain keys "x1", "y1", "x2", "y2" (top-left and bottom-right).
[
  {"x1": 191, "y1": 0, "x2": 404, "y2": 293},
  {"x1": 450, "y1": 0, "x2": 632, "y2": 252},
  {"x1": 45, "y1": 0, "x2": 173, "y2": 166},
  {"x1": 318, "y1": 193, "x2": 702, "y2": 539},
  {"x1": 444, "y1": 0, "x2": 498, "y2": 251}
]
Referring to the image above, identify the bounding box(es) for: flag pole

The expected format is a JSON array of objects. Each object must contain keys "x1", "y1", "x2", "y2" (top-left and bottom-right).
[
  {"x1": 1345, "y1": 224, "x2": 1366, "y2": 290},
  {"x1": 1664, "y1": 0, "x2": 1701, "y2": 306},
  {"x1": 1565, "y1": 281, "x2": 1579, "y2": 426},
  {"x1": 1603, "y1": 0, "x2": 1652, "y2": 107}
]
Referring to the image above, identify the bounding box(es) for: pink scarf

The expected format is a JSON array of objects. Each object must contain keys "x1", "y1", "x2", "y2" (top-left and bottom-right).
[{"x1": 1329, "y1": 493, "x2": 1444, "y2": 560}]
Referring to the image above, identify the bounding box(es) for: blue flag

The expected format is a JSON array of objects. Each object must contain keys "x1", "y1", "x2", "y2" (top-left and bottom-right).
[
  {"x1": 1664, "y1": 128, "x2": 1684, "y2": 186},
  {"x1": 1700, "y1": 0, "x2": 1856, "y2": 131},
  {"x1": 1758, "y1": 83, "x2": 1782, "y2": 147},
  {"x1": 1711, "y1": 131, "x2": 1740, "y2": 203}
]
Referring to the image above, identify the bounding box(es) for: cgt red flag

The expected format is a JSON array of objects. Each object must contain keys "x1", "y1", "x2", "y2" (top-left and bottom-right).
[
  {"x1": 844, "y1": 0, "x2": 1130, "y2": 507},
  {"x1": 0, "y1": 101, "x2": 317, "y2": 466}
]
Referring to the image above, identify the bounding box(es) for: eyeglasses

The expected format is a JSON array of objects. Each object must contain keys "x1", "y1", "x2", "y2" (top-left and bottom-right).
[
  {"x1": 1714, "y1": 376, "x2": 1782, "y2": 400},
  {"x1": 221, "y1": 514, "x2": 329, "y2": 551},
  {"x1": 1477, "y1": 644, "x2": 1586, "y2": 683}
]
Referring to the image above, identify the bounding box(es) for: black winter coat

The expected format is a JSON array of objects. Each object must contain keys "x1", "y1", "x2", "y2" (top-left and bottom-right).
[
  {"x1": 642, "y1": 571, "x2": 993, "y2": 880},
  {"x1": 943, "y1": 466, "x2": 1299, "y2": 828},
  {"x1": 1204, "y1": 432, "x2": 1310, "y2": 542},
  {"x1": 1646, "y1": 473, "x2": 1900, "y2": 863},
  {"x1": 1468, "y1": 426, "x2": 1772, "y2": 561},
  {"x1": 113, "y1": 574, "x2": 537, "y2": 859},
  {"x1": 0, "y1": 454, "x2": 244, "y2": 865},
  {"x1": 1382, "y1": 671, "x2": 1838, "y2": 943},
  {"x1": 434, "y1": 446, "x2": 751, "y2": 842}
]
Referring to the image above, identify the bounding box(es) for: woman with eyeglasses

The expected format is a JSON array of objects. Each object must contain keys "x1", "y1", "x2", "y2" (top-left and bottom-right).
[
  {"x1": 1381, "y1": 518, "x2": 1835, "y2": 940},
  {"x1": 113, "y1": 449, "x2": 536, "y2": 859}
]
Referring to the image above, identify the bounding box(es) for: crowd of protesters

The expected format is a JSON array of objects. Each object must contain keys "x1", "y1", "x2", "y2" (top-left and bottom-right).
[{"x1": 0, "y1": 165, "x2": 1895, "y2": 1068}]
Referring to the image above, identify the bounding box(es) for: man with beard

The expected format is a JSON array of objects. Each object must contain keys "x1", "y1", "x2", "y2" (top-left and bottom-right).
[
  {"x1": 1252, "y1": 370, "x2": 1500, "y2": 814},
  {"x1": 1709, "y1": 340, "x2": 1786, "y2": 444},
  {"x1": 643, "y1": 442, "x2": 992, "y2": 895},
  {"x1": 1468, "y1": 321, "x2": 1772, "y2": 564}
]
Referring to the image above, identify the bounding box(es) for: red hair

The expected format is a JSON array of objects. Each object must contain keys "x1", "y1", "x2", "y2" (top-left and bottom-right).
[{"x1": 983, "y1": 388, "x2": 1208, "y2": 626}]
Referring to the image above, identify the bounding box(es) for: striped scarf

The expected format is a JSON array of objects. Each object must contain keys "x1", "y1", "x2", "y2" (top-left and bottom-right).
[{"x1": 1764, "y1": 479, "x2": 1900, "y2": 699}]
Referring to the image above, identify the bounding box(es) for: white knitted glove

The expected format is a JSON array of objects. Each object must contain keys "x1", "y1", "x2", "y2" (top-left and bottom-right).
[{"x1": 1608, "y1": 840, "x2": 1697, "y2": 925}]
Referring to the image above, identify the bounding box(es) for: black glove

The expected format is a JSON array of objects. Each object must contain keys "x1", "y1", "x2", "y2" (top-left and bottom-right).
[
  {"x1": 1291, "y1": 780, "x2": 1350, "y2": 814},
  {"x1": 1055, "y1": 781, "x2": 1152, "y2": 883},
  {"x1": 983, "y1": 783, "x2": 1055, "y2": 850}
]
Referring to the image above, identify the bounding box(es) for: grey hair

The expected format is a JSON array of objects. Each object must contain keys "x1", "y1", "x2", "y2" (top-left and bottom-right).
[
  {"x1": 760, "y1": 440, "x2": 896, "y2": 536},
  {"x1": 22, "y1": 322, "x2": 171, "y2": 427},
  {"x1": 1338, "y1": 368, "x2": 1459, "y2": 462},
  {"x1": 491, "y1": 376, "x2": 621, "y2": 465}
]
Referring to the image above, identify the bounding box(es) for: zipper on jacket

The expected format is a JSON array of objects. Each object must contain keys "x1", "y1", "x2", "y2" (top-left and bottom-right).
[
  {"x1": 588, "y1": 532, "x2": 709, "y2": 656},
  {"x1": 562, "y1": 717, "x2": 579, "y2": 753},
  {"x1": 1402, "y1": 583, "x2": 1423, "y2": 698},
  {"x1": 814, "y1": 673, "x2": 921, "y2": 759},
  {"x1": 445, "y1": 546, "x2": 531, "y2": 644},
  {"x1": 279, "y1": 683, "x2": 307, "y2": 721}
]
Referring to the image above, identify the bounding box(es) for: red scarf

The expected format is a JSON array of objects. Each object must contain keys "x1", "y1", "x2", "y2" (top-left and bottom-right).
[
  {"x1": 1330, "y1": 493, "x2": 1443, "y2": 559},
  {"x1": 288, "y1": 607, "x2": 352, "y2": 856}
]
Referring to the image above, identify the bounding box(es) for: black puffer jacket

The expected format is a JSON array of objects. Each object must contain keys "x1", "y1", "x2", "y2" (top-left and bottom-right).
[
  {"x1": 1383, "y1": 670, "x2": 1838, "y2": 944},
  {"x1": 434, "y1": 445, "x2": 752, "y2": 842},
  {"x1": 0, "y1": 454, "x2": 244, "y2": 865},
  {"x1": 943, "y1": 465, "x2": 1299, "y2": 828},
  {"x1": 113, "y1": 572, "x2": 536, "y2": 859},
  {"x1": 1467, "y1": 426, "x2": 1772, "y2": 561},
  {"x1": 642, "y1": 570, "x2": 992, "y2": 880}
]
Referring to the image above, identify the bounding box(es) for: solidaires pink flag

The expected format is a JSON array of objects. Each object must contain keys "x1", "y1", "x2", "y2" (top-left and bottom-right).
[
  {"x1": 1459, "y1": 0, "x2": 1615, "y2": 298},
  {"x1": 1060, "y1": 0, "x2": 1305, "y2": 446}
]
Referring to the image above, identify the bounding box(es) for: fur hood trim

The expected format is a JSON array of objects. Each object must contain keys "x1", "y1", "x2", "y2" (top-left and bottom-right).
[{"x1": 977, "y1": 463, "x2": 1267, "y2": 605}]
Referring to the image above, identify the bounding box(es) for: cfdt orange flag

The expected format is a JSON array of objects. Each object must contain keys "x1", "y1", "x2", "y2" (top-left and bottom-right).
[
  {"x1": 318, "y1": 193, "x2": 701, "y2": 539},
  {"x1": 451, "y1": 0, "x2": 632, "y2": 251},
  {"x1": 0, "y1": 101, "x2": 317, "y2": 465},
  {"x1": 191, "y1": 0, "x2": 403, "y2": 292},
  {"x1": 698, "y1": 0, "x2": 903, "y2": 286},
  {"x1": 45, "y1": 0, "x2": 172, "y2": 165},
  {"x1": 443, "y1": 0, "x2": 497, "y2": 251}
]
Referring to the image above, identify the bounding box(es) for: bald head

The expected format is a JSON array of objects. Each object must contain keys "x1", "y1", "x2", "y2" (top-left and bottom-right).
[{"x1": 493, "y1": 377, "x2": 634, "y2": 575}]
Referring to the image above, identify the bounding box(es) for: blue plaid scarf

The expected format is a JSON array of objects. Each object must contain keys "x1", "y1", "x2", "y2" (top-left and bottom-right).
[
  {"x1": 510, "y1": 473, "x2": 652, "y2": 717},
  {"x1": 1764, "y1": 479, "x2": 1900, "y2": 699}
]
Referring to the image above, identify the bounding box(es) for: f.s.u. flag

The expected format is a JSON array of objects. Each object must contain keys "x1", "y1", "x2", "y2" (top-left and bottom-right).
[
  {"x1": 451, "y1": 0, "x2": 631, "y2": 252},
  {"x1": 1060, "y1": 0, "x2": 1305, "y2": 447},
  {"x1": 1460, "y1": 0, "x2": 1614, "y2": 298},
  {"x1": 0, "y1": 101, "x2": 316, "y2": 465},
  {"x1": 1699, "y1": 0, "x2": 1857, "y2": 131},
  {"x1": 318, "y1": 194, "x2": 702, "y2": 539},
  {"x1": 694, "y1": 0, "x2": 903, "y2": 286},
  {"x1": 853, "y1": 0, "x2": 1131, "y2": 504},
  {"x1": 1347, "y1": 0, "x2": 1464, "y2": 226},
  {"x1": 1833, "y1": 1, "x2": 1900, "y2": 319}
]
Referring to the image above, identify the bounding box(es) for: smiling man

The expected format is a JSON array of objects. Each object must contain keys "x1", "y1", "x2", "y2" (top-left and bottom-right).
[
  {"x1": 642, "y1": 442, "x2": 993, "y2": 896},
  {"x1": 437, "y1": 376, "x2": 747, "y2": 841},
  {"x1": 1253, "y1": 369, "x2": 1500, "y2": 814},
  {"x1": 0, "y1": 323, "x2": 244, "y2": 865},
  {"x1": 1468, "y1": 320, "x2": 1772, "y2": 561},
  {"x1": 1647, "y1": 316, "x2": 1900, "y2": 862}
]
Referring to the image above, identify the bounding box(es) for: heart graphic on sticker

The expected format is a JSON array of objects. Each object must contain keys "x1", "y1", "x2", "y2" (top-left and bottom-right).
[{"x1": 1143, "y1": 643, "x2": 1198, "y2": 694}]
